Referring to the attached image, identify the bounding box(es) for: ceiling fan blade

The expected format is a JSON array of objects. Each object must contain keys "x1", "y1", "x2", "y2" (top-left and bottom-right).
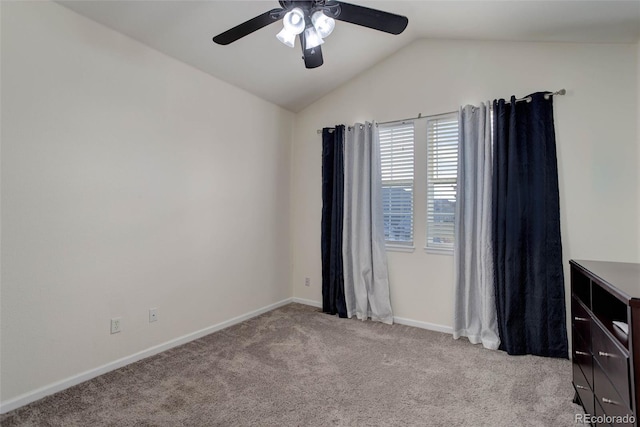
[
  {"x1": 303, "y1": 45, "x2": 324, "y2": 69},
  {"x1": 332, "y1": 1, "x2": 408, "y2": 35},
  {"x1": 213, "y1": 9, "x2": 284, "y2": 45}
]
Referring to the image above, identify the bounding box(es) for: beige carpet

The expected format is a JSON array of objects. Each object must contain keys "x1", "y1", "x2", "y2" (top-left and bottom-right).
[{"x1": 1, "y1": 303, "x2": 581, "y2": 426}]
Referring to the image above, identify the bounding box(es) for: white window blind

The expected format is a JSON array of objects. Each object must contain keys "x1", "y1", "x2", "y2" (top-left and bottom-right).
[
  {"x1": 379, "y1": 122, "x2": 415, "y2": 245},
  {"x1": 426, "y1": 113, "x2": 459, "y2": 252}
]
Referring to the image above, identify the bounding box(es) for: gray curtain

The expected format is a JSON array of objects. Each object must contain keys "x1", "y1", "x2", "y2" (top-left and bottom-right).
[
  {"x1": 453, "y1": 103, "x2": 500, "y2": 350},
  {"x1": 342, "y1": 122, "x2": 393, "y2": 324}
]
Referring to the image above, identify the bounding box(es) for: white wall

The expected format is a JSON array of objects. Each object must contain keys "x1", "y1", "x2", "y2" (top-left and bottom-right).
[
  {"x1": 291, "y1": 39, "x2": 639, "y2": 328},
  {"x1": 1, "y1": 1, "x2": 293, "y2": 404}
]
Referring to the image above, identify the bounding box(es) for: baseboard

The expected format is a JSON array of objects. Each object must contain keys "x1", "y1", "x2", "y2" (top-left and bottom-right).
[
  {"x1": 393, "y1": 316, "x2": 453, "y2": 334},
  {"x1": 292, "y1": 298, "x2": 453, "y2": 334},
  {"x1": 290, "y1": 297, "x2": 322, "y2": 308},
  {"x1": 0, "y1": 297, "x2": 294, "y2": 414}
]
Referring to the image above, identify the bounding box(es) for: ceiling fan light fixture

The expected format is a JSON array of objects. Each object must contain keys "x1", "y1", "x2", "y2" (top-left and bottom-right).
[
  {"x1": 304, "y1": 26, "x2": 324, "y2": 50},
  {"x1": 212, "y1": 1, "x2": 409, "y2": 69},
  {"x1": 311, "y1": 10, "x2": 335, "y2": 38},
  {"x1": 282, "y1": 7, "x2": 305, "y2": 35},
  {"x1": 276, "y1": 27, "x2": 296, "y2": 48}
]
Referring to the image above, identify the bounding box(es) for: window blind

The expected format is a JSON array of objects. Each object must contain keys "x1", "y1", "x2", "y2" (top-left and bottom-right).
[
  {"x1": 379, "y1": 122, "x2": 415, "y2": 244},
  {"x1": 426, "y1": 113, "x2": 459, "y2": 251}
]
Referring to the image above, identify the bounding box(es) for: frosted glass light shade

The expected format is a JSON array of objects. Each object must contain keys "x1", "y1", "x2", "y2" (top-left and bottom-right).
[
  {"x1": 311, "y1": 11, "x2": 335, "y2": 38},
  {"x1": 276, "y1": 28, "x2": 296, "y2": 48},
  {"x1": 283, "y1": 8, "x2": 305, "y2": 35},
  {"x1": 304, "y1": 26, "x2": 324, "y2": 49}
]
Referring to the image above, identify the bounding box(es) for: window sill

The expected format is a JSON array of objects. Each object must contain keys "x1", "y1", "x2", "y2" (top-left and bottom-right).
[
  {"x1": 424, "y1": 247, "x2": 453, "y2": 256},
  {"x1": 386, "y1": 244, "x2": 415, "y2": 253}
]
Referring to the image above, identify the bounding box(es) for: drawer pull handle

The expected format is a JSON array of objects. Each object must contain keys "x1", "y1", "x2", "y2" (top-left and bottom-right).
[
  {"x1": 574, "y1": 316, "x2": 589, "y2": 322},
  {"x1": 602, "y1": 397, "x2": 619, "y2": 406},
  {"x1": 575, "y1": 385, "x2": 587, "y2": 390},
  {"x1": 575, "y1": 351, "x2": 590, "y2": 356},
  {"x1": 598, "y1": 351, "x2": 614, "y2": 358}
]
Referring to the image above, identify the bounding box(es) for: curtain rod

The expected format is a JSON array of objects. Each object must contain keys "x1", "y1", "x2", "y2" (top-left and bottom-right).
[
  {"x1": 316, "y1": 112, "x2": 442, "y2": 135},
  {"x1": 509, "y1": 88, "x2": 566, "y2": 104},
  {"x1": 316, "y1": 89, "x2": 566, "y2": 134}
]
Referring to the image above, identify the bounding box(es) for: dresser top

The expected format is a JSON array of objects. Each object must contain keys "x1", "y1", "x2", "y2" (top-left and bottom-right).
[{"x1": 571, "y1": 259, "x2": 640, "y2": 301}]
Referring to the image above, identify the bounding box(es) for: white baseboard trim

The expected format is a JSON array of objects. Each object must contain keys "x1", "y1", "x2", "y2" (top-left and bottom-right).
[
  {"x1": 0, "y1": 298, "x2": 294, "y2": 415},
  {"x1": 290, "y1": 297, "x2": 322, "y2": 308},
  {"x1": 291, "y1": 298, "x2": 453, "y2": 335},
  {"x1": 393, "y1": 316, "x2": 453, "y2": 334}
]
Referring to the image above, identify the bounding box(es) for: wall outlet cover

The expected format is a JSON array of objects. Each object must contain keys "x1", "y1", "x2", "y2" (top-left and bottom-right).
[{"x1": 110, "y1": 317, "x2": 122, "y2": 334}]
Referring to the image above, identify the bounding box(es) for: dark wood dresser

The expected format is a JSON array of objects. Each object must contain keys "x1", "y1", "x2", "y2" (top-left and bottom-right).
[{"x1": 571, "y1": 260, "x2": 640, "y2": 426}]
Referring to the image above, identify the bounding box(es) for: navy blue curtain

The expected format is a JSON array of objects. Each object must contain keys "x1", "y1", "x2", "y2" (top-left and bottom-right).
[
  {"x1": 321, "y1": 126, "x2": 347, "y2": 317},
  {"x1": 492, "y1": 93, "x2": 568, "y2": 358}
]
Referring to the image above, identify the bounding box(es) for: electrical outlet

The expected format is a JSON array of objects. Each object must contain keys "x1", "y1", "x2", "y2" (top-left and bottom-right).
[
  {"x1": 305, "y1": 277, "x2": 311, "y2": 287},
  {"x1": 149, "y1": 308, "x2": 158, "y2": 323},
  {"x1": 111, "y1": 317, "x2": 122, "y2": 334}
]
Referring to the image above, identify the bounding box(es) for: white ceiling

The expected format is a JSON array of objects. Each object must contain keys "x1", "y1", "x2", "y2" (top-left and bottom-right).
[{"x1": 58, "y1": 0, "x2": 640, "y2": 112}]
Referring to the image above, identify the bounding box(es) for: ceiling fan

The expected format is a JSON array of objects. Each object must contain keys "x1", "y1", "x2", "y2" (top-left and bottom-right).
[{"x1": 212, "y1": 1, "x2": 409, "y2": 69}]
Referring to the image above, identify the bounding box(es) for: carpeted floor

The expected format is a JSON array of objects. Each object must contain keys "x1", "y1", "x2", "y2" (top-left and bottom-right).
[{"x1": 1, "y1": 303, "x2": 582, "y2": 426}]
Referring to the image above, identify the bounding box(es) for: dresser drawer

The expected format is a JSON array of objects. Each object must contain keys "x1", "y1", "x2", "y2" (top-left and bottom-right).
[
  {"x1": 573, "y1": 328, "x2": 594, "y2": 388},
  {"x1": 574, "y1": 359, "x2": 595, "y2": 416},
  {"x1": 592, "y1": 322, "x2": 630, "y2": 407},
  {"x1": 573, "y1": 296, "x2": 592, "y2": 344},
  {"x1": 593, "y1": 359, "x2": 634, "y2": 424}
]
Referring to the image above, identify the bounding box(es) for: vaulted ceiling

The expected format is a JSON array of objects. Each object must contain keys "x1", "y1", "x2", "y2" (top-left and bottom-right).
[{"x1": 58, "y1": 1, "x2": 640, "y2": 112}]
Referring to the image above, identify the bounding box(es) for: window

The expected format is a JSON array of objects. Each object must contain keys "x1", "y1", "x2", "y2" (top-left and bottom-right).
[
  {"x1": 379, "y1": 122, "x2": 414, "y2": 246},
  {"x1": 426, "y1": 113, "x2": 459, "y2": 252}
]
